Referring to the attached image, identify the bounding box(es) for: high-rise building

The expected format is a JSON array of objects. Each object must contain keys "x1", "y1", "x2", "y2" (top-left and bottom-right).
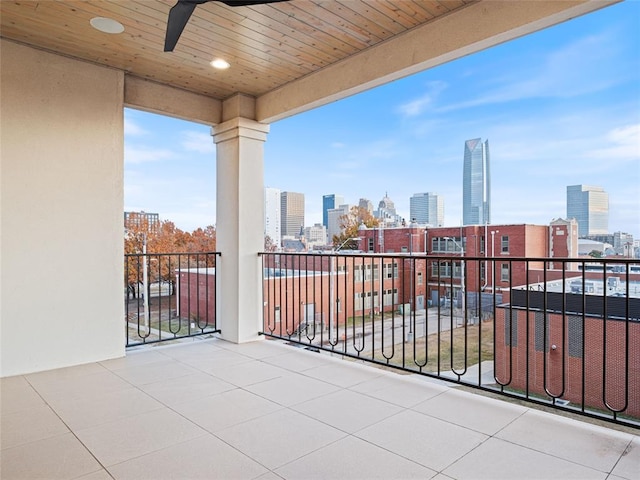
[
  {"x1": 410, "y1": 192, "x2": 444, "y2": 226},
  {"x1": 322, "y1": 194, "x2": 344, "y2": 227},
  {"x1": 566, "y1": 185, "x2": 609, "y2": 236},
  {"x1": 264, "y1": 187, "x2": 281, "y2": 249},
  {"x1": 327, "y1": 204, "x2": 351, "y2": 244},
  {"x1": 462, "y1": 138, "x2": 491, "y2": 225},
  {"x1": 281, "y1": 191, "x2": 305, "y2": 237},
  {"x1": 375, "y1": 192, "x2": 403, "y2": 227},
  {"x1": 358, "y1": 198, "x2": 373, "y2": 215}
]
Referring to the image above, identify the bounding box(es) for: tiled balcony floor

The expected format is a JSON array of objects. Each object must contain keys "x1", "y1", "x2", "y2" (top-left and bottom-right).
[{"x1": 1, "y1": 337, "x2": 638, "y2": 480}]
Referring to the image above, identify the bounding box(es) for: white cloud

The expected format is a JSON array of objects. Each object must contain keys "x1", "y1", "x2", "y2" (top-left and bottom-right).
[
  {"x1": 396, "y1": 81, "x2": 447, "y2": 117},
  {"x1": 124, "y1": 118, "x2": 148, "y2": 137},
  {"x1": 181, "y1": 131, "x2": 215, "y2": 154},
  {"x1": 438, "y1": 31, "x2": 624, "y2": 112},
  {"x1": 588, "y1": 124, "x2": 640, "y2": 161},
  {"x1": 331, "y1": 142, "x2": 346, "y2": 148}
]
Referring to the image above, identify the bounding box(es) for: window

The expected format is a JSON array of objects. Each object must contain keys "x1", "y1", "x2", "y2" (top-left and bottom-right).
[
  {"x1": 355, "y1": 264, "x2": 376, "y2": 282},
  {"x1": 383, "y1": 288, "x2": 398, "y2": 306},
  {"x1": 534, "y1": 312, "x2": 549, "y2": 352},
  {"x1": 501, "y1": 235, "x2": 509, "y2": 253},
  {"x1": 480, "y1": 261, "x2": 486, "y2": 281},
  {"x1": 568, "y1": 316, "x2": 584, "y2": 358},
  {"x1": 384, "y1": 262, "x2": 398, "y2": 279},
  {"x1": 431, "y1": 237, "x2": 466, "y2": 253},
  {"x1": 401, "y1": 246, "x2": 408, "y2": 253},
  {"x1": 417, "y1": 272, "x2": 423, "y2": 285},
  {"x1": 453, "y1": 261, "x2": 462, "y2": 279},
  {"x1": 368, "y1": 238, "x2": 374, "y2": 252},
  {"x1": 354, "y1": 292, "x2": 373, "y2": 311},
  {"x1": 480, "y1": 236, "x2": 485, "y2": 253},
  {"x1": 354, "y1": 265, "x2": 363, "y2": 282},
  {"x1": 501, "y1": 263, "x2": 509, "y2": 282},
  {"x1": 505, "y1": 310, "x2": 518, "y2": 346}
]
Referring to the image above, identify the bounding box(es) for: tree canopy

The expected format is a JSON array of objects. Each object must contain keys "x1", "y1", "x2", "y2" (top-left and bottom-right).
[
  {"x1": 332, "y1": 206, "x2": 380, "y2": 250},
  {"x1": 124, "y1": 214, "x2": 217, "y2": 293}
]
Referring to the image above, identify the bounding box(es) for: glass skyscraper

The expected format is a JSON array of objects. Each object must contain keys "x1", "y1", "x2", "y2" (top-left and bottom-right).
[
  {"x1": 566, "y1": 185, "x2": 609, "y2": 236},
  {"x1": 410, "y1": 192, "x2": 444, "y2": 226},
  {"x1": 463, "y1": 138, "x2": 491, "y2": 225},
  {"x1": 322, "y1": 194, "x2": 344, "y2": 227}
]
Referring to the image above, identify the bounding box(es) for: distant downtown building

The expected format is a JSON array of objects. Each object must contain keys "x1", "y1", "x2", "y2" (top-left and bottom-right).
[
  {"x1": 462, "y1": 138, "x2": 491, "y2": 225},
  {"x1": 358, "y1": 198, "x2": 374, "y2": 215},
  {"x1": 304, "y1": 223, "x2": 327, "y2": 247},
  {"x1": 264, "y1": 187, "x2": 281, "y2": 249},
  {"x1": 322, "y1": 194, "x2": 344, "y2": 227},
  {"x1": 327, "y1": 203, "x2": 351, "y2": 244},
  {"x1": 281, "y1": 191, "x2": 305, "y2": 238},
  {"x1": 566, "y1": 185, "x2": 609, "y2": 236},
  {"x1": 410, "y1": 192, "x2": 444, "y2": 226},
  {"x1": 124, "y1": 211, "x2": 160, "y2": 233}
]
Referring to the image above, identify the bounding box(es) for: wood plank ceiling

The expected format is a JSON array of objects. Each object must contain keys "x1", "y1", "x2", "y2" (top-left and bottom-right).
[{"x1": 0, "y1": 0, "x2": 474, "y2": 100}]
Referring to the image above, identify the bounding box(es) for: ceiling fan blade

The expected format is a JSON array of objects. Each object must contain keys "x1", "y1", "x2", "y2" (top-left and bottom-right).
[
  {"x1": 219, "y1": 0, "x2": 287, "y2": 5},
  {"x1": 164, "y1": 0, "x2": 287, "y2": 52},
  {"x1": 164, "y1": 0, "x2": 210, "y2": 52}
]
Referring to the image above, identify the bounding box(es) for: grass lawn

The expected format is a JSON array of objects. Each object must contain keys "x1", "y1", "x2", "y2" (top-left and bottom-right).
[{"x1": 380, "y1": 320, "x2": 494, "y2": 373}]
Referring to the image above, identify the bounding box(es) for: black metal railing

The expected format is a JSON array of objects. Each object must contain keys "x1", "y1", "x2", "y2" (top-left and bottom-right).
[
  {"x1": 124, "y1": 252, "x2": 220, "y2": 347},
  {"x1": 260, "y1": 252, "x2": 639, "y2": 428}
]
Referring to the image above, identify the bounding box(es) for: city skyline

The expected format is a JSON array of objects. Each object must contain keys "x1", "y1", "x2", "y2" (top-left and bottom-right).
[{"x1": 124, "y1": 1, "x2": 639, "y2": 238}]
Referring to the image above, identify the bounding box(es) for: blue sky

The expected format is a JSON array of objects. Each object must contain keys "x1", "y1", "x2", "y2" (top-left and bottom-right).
[{"x1": 125, "y1": 1, "x2": 640, "y2": 238}]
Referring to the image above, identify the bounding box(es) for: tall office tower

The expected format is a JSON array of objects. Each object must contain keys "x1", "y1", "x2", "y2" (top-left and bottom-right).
[
  {"x1": 322, "y1": 194, "x2": 344, "y2": 227},
  {"x1": 410, "y1": 192, "x2": 444, "y2": 226},
  {"x1": 462, "y1": 138, "x2": 491, "y2": 225},
  {"x1": 281, "y1": 191, "x2": 305, "y2": 237},
  {"x1": 566, "y1": 185, "x2": 609, "y2": 236},
  {"x1": 358, "y1": 198, "x2": 374, "y2": 215},
  {"x1": 264, "y1": 187, "x2": 281, "y2": 249}
]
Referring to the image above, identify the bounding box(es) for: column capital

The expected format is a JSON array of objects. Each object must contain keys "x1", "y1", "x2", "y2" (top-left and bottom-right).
[{"x1": 211, "y1": 117, "x2": 270, "y2": 144}]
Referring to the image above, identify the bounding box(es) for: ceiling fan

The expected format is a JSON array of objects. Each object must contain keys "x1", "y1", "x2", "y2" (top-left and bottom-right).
[{"x1": 165, "y1": 0, "x2": 288, "y2": 52}]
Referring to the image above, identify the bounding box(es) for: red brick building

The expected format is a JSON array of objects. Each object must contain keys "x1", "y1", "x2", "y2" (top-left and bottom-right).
[
  {"x1": 356, "y1": 220, "x2": 579, "y2": 312},
  {"x1": 495, "y1": 284, "x2": 640, "y2": 418}
]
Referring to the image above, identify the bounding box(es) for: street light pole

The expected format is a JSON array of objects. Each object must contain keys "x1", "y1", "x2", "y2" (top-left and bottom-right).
[
  {"x1": 329, "y1": 237, "x2": 361, "y2": 340},
  {"x1": 491, "y1": 230, "x2": 499, "y2": 292},
  {"x1": 405, "y1": 232, "x2": 416, "y2": 341},
  {"x1": 142, "y1": 234, "x2": 150, "y2": 333}
]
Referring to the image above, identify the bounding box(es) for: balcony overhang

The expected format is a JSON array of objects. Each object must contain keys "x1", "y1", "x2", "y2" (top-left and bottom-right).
[{"x1": 0, "y1": 0, "x2": 619, "y2": 125}]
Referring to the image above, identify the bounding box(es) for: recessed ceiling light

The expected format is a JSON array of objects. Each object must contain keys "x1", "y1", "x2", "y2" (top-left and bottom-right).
[
  {"x1": 210, "y1": 58, "x2": 230, "y2": 70},
  {"x1": 90, "y1": 17, "x2": 125, "y2": 34}
]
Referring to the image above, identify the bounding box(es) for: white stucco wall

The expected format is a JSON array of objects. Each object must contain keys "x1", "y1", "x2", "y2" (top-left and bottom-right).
[{"x1": 1, "y1": 40, "x2": 125, "y2": 376}]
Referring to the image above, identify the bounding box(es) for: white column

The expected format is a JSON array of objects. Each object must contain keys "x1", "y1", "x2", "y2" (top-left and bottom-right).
[{"x1": 212, "y1": 118, "x2": 269, "y2": 343}]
